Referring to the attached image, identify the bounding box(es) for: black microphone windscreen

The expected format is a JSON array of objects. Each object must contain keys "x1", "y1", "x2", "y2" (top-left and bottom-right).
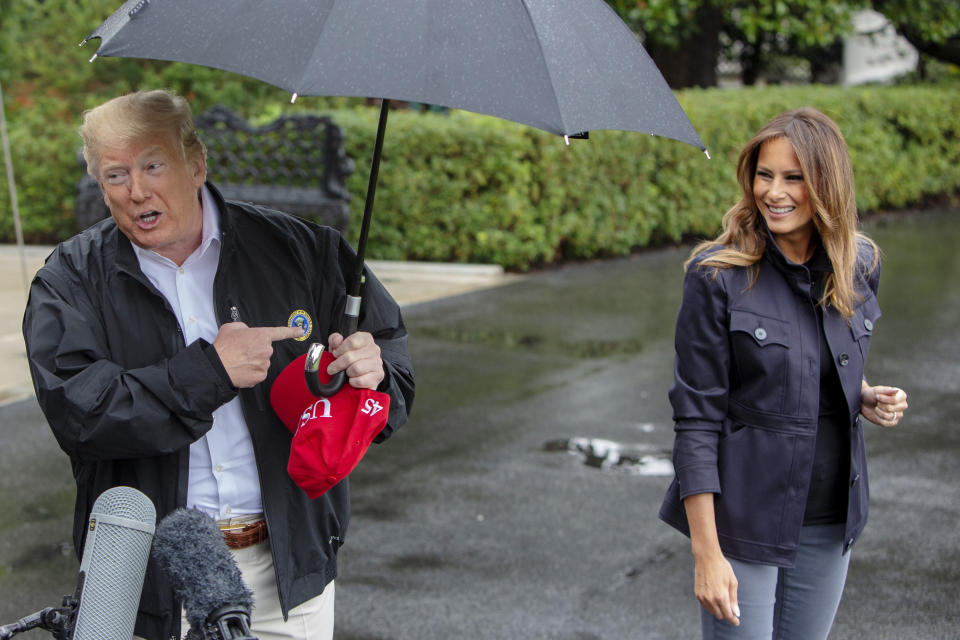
[
  {"x1": 151, "y1": 508, "x2": 253, "y2": 632},
  {"x1": 73, "y1": 486, "x2": 156, "y2": 640}
]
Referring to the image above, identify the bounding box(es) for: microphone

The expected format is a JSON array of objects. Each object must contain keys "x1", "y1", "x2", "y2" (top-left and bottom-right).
[
  {"x1": 73, "y1": 486, "x2": 156, "y2": 640},
  {"x1": 151, "y1": 508, "x2": 255, "y2": 640},
  {"x1": 0, "y1": 486, "x2": 155, "y2": 640}
]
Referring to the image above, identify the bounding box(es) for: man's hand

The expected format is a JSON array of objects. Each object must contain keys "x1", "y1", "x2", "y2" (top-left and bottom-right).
[
  {"x1": 213, "y1": 322, "x2": 304, "y2": 388},
  {"x1": 326, "y1": 331, "x2": 385, "y2": 390}
]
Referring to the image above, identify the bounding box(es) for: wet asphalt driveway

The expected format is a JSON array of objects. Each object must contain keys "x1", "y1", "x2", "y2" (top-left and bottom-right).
[{"x1": 1, "y1": 210, "x2": 958, "y2": 639}]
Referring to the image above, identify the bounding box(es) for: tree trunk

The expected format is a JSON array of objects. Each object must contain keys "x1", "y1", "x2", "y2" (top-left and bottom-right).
[
  {"x1": 645, "y1": 3, "x2": 722, "y2": 88},
  {"x1": 806, "y1": 41, "x2": 844, "y2": 84},
  {"x1": 740, "y1": 44, "x2": 763, "y2": 86}
]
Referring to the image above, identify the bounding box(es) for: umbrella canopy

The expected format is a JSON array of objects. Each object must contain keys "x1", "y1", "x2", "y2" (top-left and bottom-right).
[
  {"x1": 84, "y1": 0, "x2": 708, "y2": 396},
  {"x1": 84, "y1": 0, "x2": 705, "y2": 150}
]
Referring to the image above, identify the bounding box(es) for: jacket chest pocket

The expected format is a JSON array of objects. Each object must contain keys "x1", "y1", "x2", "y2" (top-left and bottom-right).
[{"x1": 729, "y1": 310, "x2": 791, "y2": 406}]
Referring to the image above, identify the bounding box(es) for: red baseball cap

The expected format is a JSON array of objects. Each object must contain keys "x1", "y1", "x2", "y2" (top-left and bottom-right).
[{"x1": 270, "y1": 351, "x2": 390, "y2": 499}]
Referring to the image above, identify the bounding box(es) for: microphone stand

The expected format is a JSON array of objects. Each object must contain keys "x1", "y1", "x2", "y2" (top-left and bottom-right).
[{"x1": 0, "y1": 595, "x2": 78, "y2": 640}]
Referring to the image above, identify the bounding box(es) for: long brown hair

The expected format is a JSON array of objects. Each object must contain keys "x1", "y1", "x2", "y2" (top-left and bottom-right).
[{"x1": 688, "y1": 107, "x2": 877, "y2": 318}]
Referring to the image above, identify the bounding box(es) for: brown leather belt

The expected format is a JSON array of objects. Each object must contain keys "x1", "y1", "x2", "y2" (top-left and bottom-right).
[{"x1": 220, "y1": 519, "x2": 268, "y2": 550}]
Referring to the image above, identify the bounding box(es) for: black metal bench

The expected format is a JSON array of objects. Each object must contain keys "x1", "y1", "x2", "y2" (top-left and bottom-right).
[{"x1": 75, "y1": 105, "x2": 354, "y2": 233}]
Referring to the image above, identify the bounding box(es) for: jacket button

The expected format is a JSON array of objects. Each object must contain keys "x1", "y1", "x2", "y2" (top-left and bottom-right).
[
  {"x1": 851, "y1": 473, "x2": 860, "y2": 487},
  {"x1": 864, "y1": 318, "x2": 873, "y2": 331},
  {"x1": 838, "y1": 353, "x2": 850, "y2": 366},
  {"x1": 754, "y1": 327, "x2": 767, "y2": 341}
]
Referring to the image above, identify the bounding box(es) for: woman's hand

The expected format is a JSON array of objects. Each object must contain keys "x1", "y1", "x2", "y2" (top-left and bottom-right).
[
  {"x1": 693, "y1": 548, "x2": 741, "y2": 625},
  {"x1": 684, "y1": 493, "x2": 740, "y2": 626},
  {"x1": 860, "y1": 381, "x2": 908, "y2": 427}
]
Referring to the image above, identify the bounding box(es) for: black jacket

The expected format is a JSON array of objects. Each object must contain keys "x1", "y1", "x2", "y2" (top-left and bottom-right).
[
  {"x1": 23, "y1": 183, "x2": 414, "y2": 640},
  {"x1": 658, "y1": 235, "x2": 880, "y2": 567}
]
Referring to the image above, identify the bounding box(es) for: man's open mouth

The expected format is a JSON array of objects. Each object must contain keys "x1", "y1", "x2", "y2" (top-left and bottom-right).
[{"x1": 137, "y1": 211, "x2": 161, "y2": 228}]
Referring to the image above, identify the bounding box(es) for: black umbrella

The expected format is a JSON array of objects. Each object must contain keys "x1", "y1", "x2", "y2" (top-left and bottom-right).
[{"x1": 83, "y1": 0, "x2": 708, "y2": 396}]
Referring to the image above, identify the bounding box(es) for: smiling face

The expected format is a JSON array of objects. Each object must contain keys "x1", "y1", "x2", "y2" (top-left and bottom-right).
[
  {"x1": 752, "y1": 136, "x2": 816, "y2": 263},
  {"x1": 97, "y1": 135, "x2": 207, "y2": 265}
]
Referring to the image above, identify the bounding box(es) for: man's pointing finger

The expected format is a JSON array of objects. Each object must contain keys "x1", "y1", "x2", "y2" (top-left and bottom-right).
[{"x1": 262, "y1": 325, "x2": 305, "y2": 342}]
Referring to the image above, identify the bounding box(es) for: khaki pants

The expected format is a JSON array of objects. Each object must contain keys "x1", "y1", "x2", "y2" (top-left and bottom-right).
[{"x1": 177, "y1": 540, "x2": 335, "y2": 640}]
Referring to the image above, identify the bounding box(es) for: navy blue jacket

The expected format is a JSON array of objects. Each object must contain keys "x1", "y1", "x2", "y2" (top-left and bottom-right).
[{"x1": 658, "y1": 234, "x2": 881, "y2": 567}]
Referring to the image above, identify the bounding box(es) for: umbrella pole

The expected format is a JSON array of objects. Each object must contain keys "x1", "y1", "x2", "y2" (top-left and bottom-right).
[
  {"x1": 306, "y1": 99, "x2": 390, "y2": 398},
  {"x1": 350, "y1": 98, "x2": 390, "y2": 299},
  {"x1": 342, "y1": 97, "x2": 391, "y2": 333}
]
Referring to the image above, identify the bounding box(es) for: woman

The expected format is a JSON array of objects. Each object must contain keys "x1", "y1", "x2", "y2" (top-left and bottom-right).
[{"x1": 658, "y1": 108, "x2": 908, "y2": 640}]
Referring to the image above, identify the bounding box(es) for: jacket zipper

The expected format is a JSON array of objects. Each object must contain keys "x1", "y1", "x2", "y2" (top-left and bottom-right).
[{"x1": 221, "y1": 292, "x2": 283, "y2": 614}]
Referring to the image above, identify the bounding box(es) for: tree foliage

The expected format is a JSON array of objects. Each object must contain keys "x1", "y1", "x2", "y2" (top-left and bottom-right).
[
  {"x1": 606, "y1": 0, "x2": 959, "y2": 86},
  {"x1": 0, "y1": 0, "x2": 350, "y2": 120},
  {"x1": 872, "y1": 0, "x2": 960, "y2": 44},
  {"x1": 871, "y1": 0, "x2": 960, "y2": 65}
]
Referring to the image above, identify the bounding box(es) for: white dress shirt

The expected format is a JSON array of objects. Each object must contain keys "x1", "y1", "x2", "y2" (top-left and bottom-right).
[{"x1": 134, "y1": 185, "x2": 263, "y2": 519}]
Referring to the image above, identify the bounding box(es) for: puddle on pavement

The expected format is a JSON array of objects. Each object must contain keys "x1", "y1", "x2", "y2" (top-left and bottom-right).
[{"x1": 544, "y1": 436, "x2": 673, "y2": 476}]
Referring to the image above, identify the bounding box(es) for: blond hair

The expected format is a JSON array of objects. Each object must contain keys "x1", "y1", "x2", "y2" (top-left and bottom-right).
[
  {"x1": 79, "y1": 90, "x2": 206, "y2": 178},
  {"x1": 688, "y1": 107, "x2": 877, "y2": 318}
]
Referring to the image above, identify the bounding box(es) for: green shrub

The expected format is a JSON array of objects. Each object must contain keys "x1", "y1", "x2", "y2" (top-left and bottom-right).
[
  {"x1": 331, "y1": 85, "x2": 960, "y2": 269},
  {"x1": 0, "y1": 4, "x2": 958, "y2": 271}
]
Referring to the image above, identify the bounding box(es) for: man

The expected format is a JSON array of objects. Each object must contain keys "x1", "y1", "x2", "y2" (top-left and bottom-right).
[{"x1": 22, "y1": 90, "x2": 414, "y2": 640}]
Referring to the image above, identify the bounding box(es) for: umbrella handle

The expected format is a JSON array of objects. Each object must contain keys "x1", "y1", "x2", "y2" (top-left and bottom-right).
[
  {"x1": 304, "y1": 299, "x2": 360, "y2": 397},
  {"x1": 304, "y1": 343, "x2": 340, "y2": 397}
]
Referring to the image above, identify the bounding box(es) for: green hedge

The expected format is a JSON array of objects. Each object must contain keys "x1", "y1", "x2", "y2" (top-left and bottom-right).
[
  {"x1": 330, "y1": 85, "x2": 960, "y2": 268},
  {"x1": 1, "y1": 85, "x2": 959, "y2": 269}
]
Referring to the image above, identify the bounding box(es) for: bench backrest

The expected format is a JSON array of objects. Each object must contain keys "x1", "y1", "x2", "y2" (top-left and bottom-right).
[{"x1": 76, "y1": 105, "x2": 354, "y2": 233}]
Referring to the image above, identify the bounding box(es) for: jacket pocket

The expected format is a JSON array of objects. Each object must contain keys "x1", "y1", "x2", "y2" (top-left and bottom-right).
[
  {"x1": 730, "y1": 309, "x2": 790, "y2": 347},
  {"x1": 715, "y1": 425, "x2": 798, "y2": 546},
  {"x1": 729, "y1": 309, "x2": 791, "y2": 409}
]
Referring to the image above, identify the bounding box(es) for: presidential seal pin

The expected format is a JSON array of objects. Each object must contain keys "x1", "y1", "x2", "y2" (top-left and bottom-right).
[{"x1": 288, "y1": 310, "x2": 312, "y2": 341}]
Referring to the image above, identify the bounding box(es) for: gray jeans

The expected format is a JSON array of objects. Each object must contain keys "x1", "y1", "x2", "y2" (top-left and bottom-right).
[{"x1": 701, "y1": 524, "x2": 851, "y2": 640}]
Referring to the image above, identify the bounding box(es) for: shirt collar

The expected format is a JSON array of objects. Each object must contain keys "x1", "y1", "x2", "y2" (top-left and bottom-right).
[
  {"x1": 761, "y1": 219, "x2": 831, "y2": 274},
  {"x1": 198, "y1": 184, "x2": 222, "y2": 253},
  {"x1": 805, "y1": 243, "x2": 833, "y2": 274}
]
